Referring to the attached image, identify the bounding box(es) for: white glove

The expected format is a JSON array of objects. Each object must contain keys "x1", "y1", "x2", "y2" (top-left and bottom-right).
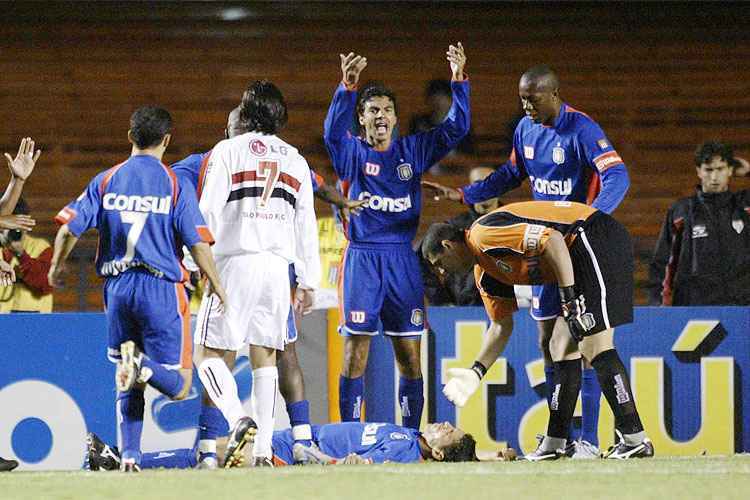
[{"x1": 443, "y1": 368, "x2": 481, "y2": 407}]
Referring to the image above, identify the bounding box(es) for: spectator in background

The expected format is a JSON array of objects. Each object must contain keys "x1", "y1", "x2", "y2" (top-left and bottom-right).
[
  {"x1": 0, "y1": 198, "x2": 53, "y2": 312},
  {"x1": 650, "y1": 141, "x2": 750, "y2": 305},
  {"x1": 410, "y1": 79, "x2": 475, "y2": 174}
]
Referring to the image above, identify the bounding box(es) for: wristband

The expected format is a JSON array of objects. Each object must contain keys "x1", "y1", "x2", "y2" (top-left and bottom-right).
[
  {"x1": 471, "y1": 361, "x2": 487, "y2": 380},
  {"x1": 559, "y1": 285, "x2": 577, "y2": 303}
]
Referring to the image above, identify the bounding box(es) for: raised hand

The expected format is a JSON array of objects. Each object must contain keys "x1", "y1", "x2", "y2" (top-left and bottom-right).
[
  {"x1": 4, "y1": 137, "x2": 42, "y2": 181},
  {"x1": 446, "y1": 42, "x2": 466, "y2": 81},
  {"x1": 422, "y1": 180, "x2": 462, "y2": 202},
  {"x1": 340, "y1": 52, "x2": 368, "y2": 87},
  {"x1": 0, "y1": 214, "x2": 35, "y2": 231}
]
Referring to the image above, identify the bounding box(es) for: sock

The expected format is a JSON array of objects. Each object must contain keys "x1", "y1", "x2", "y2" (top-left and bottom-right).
[
  {"x1": 197, "y1": 358, "x2": 246, "y2": 430},
  {"x1": 252, "y1": 366, "x2": 278, "y2": 459},
  {"x1": 339, "y1": 375, "x2": 364, "y2": 422},
  {"x1": 546, "y1": 359, "x2": 582, "y2": 440},
  {"x1": 287, "y1": 400, "x2": 312, "y2": 446},
  {"x1": 140, "y1": 356, "x2": 184, "y2": 398},
  {"x1": 141, "y1": 448, "x2": 197, "y2": 469},
  {"x1": 591, "y1": 349, "x2": 644, "y2": 436},
  {"x1": 544, "y1": 365, "x2": 555, "y2": 408},
  {"x1": 398, "y1": 377, "x2": 424, "y2": 430},
  {"x1": 198, "y1": 404, "x2": 227, "y2": 461},
  {"x1": 581, "y1": 367, "x2": 601, "y2": 446},
  {"x1": 116, "y1": 390, "x2": 145, "y2": 462}
]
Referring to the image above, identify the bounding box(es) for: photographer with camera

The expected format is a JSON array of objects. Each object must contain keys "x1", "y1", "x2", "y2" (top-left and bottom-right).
[{"x1": 0, "y1": 198, "x2": 53, "y2": 313}]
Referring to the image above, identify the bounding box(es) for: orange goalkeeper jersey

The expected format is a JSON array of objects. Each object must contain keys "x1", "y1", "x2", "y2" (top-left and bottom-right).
[{"x1": 466, "y1": 200, "x2": 598, "y2": 320}]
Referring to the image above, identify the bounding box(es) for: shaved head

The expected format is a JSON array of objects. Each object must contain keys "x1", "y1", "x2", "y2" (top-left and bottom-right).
[{"x1": 520, "y1": 65, "x2": 559, "y2": 93}]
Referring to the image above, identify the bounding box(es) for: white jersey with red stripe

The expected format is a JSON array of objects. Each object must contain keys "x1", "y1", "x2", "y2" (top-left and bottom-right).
[{"x1": 199, "y1": 132, "x2": 320, "y2": 290}]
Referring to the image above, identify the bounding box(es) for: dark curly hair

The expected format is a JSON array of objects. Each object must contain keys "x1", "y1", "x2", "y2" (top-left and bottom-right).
[
  {"x1": 694, "y1": 141, "x2": 734, "y2": 167},
  {"x1": 421, "y1": 222, "x2": 465, "y2": 262},
  {"x1": 356, "y1": 81, "x2": 398, "y2": 117},
  {"x1": 441, "y1": 433, "x2": 478, "y2": 462},
  {"x1": 129, "y1": 106, "x2": 172, "y2": 149},
  {"x1": 240, "y1": 80, "x2": 288, "y2": 135}
]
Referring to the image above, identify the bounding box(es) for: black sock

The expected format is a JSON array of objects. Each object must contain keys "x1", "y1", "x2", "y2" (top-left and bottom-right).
[
  {"x1": 546, "y1": 359, "x2": 582, "y2": 439},
  {"x1": 591, "y1": 349, "x2": 644, "y2": 435}
]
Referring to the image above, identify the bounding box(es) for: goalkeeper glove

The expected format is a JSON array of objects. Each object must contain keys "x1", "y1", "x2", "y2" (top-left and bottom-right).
[
  {"x1": 559, "y1": 285, "x2": 597, "y2": 342},
  {"x1": 443, "y1": 362, "x2": 485, "y2": 407}
]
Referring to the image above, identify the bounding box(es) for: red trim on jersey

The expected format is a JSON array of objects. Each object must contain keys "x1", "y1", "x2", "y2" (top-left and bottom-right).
[
  {"x1": 160, "y1": 162, "x2": 180, "y2": 207},
  {"x1": 593, "y1": 150, "x2": 624, "y2": 173},
  {"x1": 509, "y1": 148, "x2": 517, "y2": 167},
  {"x1": 54, "y1": 206, "x2": 77, "y2": 226},
  {"x1": 586, "y1": 171, "x2": 601, "y2": 205},
  {"x1": 196, "y1": 226, "x2": 214, "y2": 244},
  {"x1": 272, "y1": 455, "x2": 288, "y2": 467},
  {"x1": 564, "y1": 104, "x2": 592, "y2": 120},
  {"x1": 232, "y1": 170, "x2": 302, "y2": 192},
  {"x1": 312, "y1": 170, "x2": 326, "y2": 188},
  {"x1": 175, "y1": 282, "x2": 192, "y2": 368},
  {"x1": 98, "y1": 161, "x2": 127, "y2": 195},
  {"x1": 197, "y1": 151, "x2": 212, "y2": 200}
]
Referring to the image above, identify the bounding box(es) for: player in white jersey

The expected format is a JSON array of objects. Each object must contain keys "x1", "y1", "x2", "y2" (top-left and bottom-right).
[{"x1": 194, "y1": 81, "x2": 321, "y2": 467}]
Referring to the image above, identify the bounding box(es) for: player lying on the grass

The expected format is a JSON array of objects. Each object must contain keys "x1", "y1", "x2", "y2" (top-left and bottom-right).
[
  {"x1": 423, "y1": 201, "x2": 653, "y2": 460},
  {"x1": 85, "y1": 421, "x2": 477, "y2": 470}
]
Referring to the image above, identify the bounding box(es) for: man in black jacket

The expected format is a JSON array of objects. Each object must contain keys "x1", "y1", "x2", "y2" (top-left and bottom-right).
[{"x1": 650, "y1": 141, "x2": 750, "y2": 305}]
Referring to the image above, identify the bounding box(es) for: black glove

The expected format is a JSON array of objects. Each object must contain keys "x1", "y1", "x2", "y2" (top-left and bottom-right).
[{"x1": 559, "y1": 286, "x2": 597, "y2": 342}]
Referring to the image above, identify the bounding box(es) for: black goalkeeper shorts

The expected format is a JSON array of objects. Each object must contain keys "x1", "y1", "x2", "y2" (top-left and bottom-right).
[{"x1": 569, "y1": 212, "x2": 634, "y2": 335}]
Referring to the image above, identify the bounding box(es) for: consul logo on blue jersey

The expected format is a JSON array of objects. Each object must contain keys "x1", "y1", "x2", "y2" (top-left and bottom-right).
[{"x1": 528, "y1": 176, "x2": 572, "y2": 196}]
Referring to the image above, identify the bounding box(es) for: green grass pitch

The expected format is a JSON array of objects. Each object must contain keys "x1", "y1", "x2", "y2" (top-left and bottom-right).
[{"x1": 3, "y1": 456, "x2": 749, "y2": 500}]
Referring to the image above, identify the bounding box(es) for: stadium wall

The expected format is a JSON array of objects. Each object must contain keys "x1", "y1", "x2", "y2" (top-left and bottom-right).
[{"x1": 1, "y1": 307, "x2": 747, "y2": 470}]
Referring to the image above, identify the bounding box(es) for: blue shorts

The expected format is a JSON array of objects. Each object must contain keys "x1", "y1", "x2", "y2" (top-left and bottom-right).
[
  {"x1": 104, "y1": 270, "x2": 191, "y2": 369},
  {"x1": 531, "y1": 283, "x2": 562, "y2": 320},
  {"x1": 339, "y1": 243, "x2": 425, "y2": 337}
]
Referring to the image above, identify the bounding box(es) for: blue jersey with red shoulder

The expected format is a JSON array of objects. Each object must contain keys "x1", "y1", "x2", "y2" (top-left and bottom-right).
[
  {"x1": 324, "y1": 80, "x2": 470, "y2": 244},
  {"x1": 461, "y1": 103, "x2": 629, "y2": 214},
  {"x1": 272, "y1": 422, "x2": 422, "y2": 465},
  {"x1": 55, "y1": 155, "x2": 213, "y2": 282}
]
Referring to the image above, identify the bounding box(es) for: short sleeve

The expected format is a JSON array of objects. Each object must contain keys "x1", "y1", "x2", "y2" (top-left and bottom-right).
[{"x1": 54, "y1": 176, "x2": 103, "y2": 237}]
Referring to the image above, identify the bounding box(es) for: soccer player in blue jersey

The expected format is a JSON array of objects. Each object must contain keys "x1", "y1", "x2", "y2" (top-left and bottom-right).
[
  {"x1": 324, "y1": 44, "x2": 470, "y2": 429},
  {"x1": 424, "y1": 65, "x2": 630, "y2": 458},
  {"x1": 49, "y1": 107, "x2": 228, "y2": 472},
  {"x1": 85, "y1": 420, "x2": 476, "y2": 470}
]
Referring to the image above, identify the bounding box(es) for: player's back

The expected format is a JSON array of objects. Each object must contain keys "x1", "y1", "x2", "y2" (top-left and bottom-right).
[
  {"x1": 200, "y1": 132, "x2": 312, "y2": 261},
  {"x1": 97, "y1": 155, "x2": 186, "y2": 281}
]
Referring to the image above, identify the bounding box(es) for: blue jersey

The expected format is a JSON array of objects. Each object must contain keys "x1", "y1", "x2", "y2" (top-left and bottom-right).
[
  {"x1": 324, "y1": 81, "x2": 471, "y2": 244},
  {"x1": 55, "y1": 155, "x2": 212, "y2": 282},
  {"x1": 461, "y1": 103, "x2": 629, "y2": 214},
  {"x1": 272, "y1": 422, "x2": 423, "y2": 465}
]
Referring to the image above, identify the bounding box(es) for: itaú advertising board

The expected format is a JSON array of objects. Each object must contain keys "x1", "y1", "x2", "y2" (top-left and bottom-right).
[{"x1": 424, "y1": 306, "x2": 748, "y2": 456}]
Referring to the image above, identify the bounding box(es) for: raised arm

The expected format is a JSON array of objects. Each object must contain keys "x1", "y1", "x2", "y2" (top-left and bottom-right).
[
  {"x1": 1, "y1": 137, "x2": 42, "y2": 215},
  {"x1": 323, "y1": 53, "x2": 367, "y2": 180}
]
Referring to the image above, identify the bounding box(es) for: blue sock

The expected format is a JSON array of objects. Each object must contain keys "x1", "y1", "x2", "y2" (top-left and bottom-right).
[
  {"x1": 339, "y1": 375, "x2": 364, "y2": 422},
  {"x1": 197, "y1": 405, "x2": 227, "y2": 461},
  {"x1": 398, "y1": 377, "x2": 424, "y2": 430},
  {"x1": 117, "y1": 390, "x2": 144, "y2": 463},
  {"x1": 544, "y1": 365, "x2": 555, "y2": 408},
  {"x1": 141, "y1": 357, "x2": 184, "y2": 398},
  {"x1": 288, "y1": 400, "x2": 312, "y2": 446},
  {"x1": 141, "y1": 448, "x2": 197, "y2": 469},
  {"x1": 581, "y1": 368, "x2": 601, "y2": 446}
]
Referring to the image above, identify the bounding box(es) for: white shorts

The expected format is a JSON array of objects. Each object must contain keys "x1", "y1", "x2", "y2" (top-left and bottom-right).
[{"x1": 194, "y1": 253, "x2": 290, "y2": 351}]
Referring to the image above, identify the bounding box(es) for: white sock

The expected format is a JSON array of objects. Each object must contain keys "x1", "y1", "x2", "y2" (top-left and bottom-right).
[
  {"x1": 251, "y1": 366, "x2": 278, "y2": 459},
  {"x1": 197, "y1": 358, "x2": 246, "y2": 429}
]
